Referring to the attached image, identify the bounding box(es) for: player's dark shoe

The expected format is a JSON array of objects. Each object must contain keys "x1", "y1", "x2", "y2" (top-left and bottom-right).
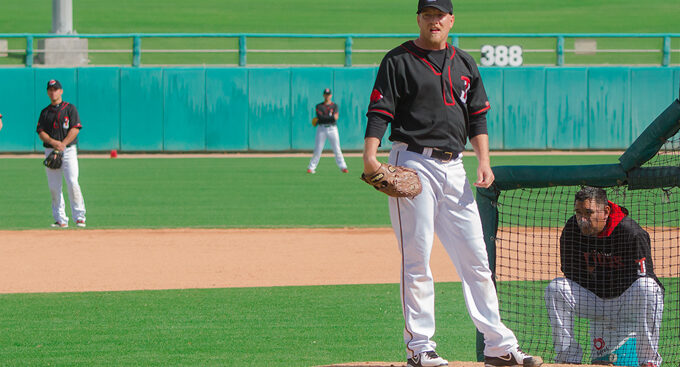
[
  {"x1": 407, "y1": 350, "x2": 448, "y2": 367},
  {"x1": 51, "y1": 222, "x2": 68, "y2": 228},
  {"x1": 485, "y1": 347, "x2": 543, "y2": 367},
  {"x1": 341, "y1": 168, "x2": 349, "y2": 173}
]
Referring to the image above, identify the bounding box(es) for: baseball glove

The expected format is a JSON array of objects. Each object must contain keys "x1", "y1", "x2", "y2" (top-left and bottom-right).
[
  {"x1": 361, "y1": 163, "x2": 422, "y2": 198},
  {"x1": 312, "y1": 117, "x2": 318, "y2": 127},
  {"x1": 43, "y1": 150, "x2": 63, "y2": 169}
]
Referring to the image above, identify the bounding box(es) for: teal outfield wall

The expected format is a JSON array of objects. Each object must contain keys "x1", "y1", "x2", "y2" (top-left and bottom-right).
[{"x1": 0, "y1": 67, "x2": 679, "y2": 152}]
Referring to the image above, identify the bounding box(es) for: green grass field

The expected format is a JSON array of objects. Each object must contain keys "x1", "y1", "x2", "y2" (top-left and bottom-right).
[
  {"x1": 1, "y1": 0, "x2": 678, "y2": 364},
  {"x1": 0, "y1": 154, "x2": 622, "y2": 366},
  {"x1": 0, "y1": 283, "x2": 475, "y2": 366},
  {"x1": 0, "y1": 155, "x2": 621, "y2": 230},
  {"x1": 0, "y1": 0, "x2": 678, "y2": 66}
]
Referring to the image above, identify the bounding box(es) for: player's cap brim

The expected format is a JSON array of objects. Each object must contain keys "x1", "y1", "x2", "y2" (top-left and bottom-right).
[{"x1": 417, "y1": 5, "x2": 453, "y2": 14}]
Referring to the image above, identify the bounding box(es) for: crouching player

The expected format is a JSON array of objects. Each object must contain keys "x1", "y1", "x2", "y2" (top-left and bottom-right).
[{"x1": 544, "y1": 186, "x2": 664, "y2": 366}]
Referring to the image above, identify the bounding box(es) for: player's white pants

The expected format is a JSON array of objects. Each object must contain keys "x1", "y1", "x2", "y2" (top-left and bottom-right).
[
  {"x1": 308, "y1": 124, "x2": 347, "y2": 171},
  {"x1": 44, "y1": 146, "x2": 86, "y2": 225},
  {"x1": 388, "y1": 142, "x2": 518, "y2": 359},
  {"x1": 544, "y1": 277, "x2": 663, "y2": 365}
]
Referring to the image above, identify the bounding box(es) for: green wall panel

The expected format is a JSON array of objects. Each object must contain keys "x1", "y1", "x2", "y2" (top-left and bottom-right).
[
  {"x1": 77, "y1": 68, "x2": 121, "y2": 151},
  {"x1": 631, "y1": 68, "x2": 674, "y2": 140},
  {"x1": 163, "y1": 68, "x2": 206, "y2": 151},
  {"x1": 290, "y1": 68, "x2": 333, "y2": 151},
  {"x1": 546, "y1": 68, "x2": 588, "y2": 149},
  {"x1": 479, "y1": 68, "x2": 503, "y2": 150},
  {"x1": 0, "y1": 69, "x2": 35, "y2": 152},
  {"x1": 1, "y1": 66, "x2": 679, "y2": 153},
  {"x1": 33, "y1": 69, "x2": 78, "y2": 151},
  {"x1": 206, "y1": 69, "x2": 249, "y2": 151},
  {"x1": 503, "y1": 68, "x2": 546, "y2": 149},
  {"x1": 588, "y1": 68, "x2": 631, "y2": 149},
  {"x1": 120, "y1": 68, "x2": 164, "y2": 151},
  {"x1": 334, "y1": 67, "x2": 377, "y2": 150},
  {"x1": 248, "y1": 69, "x2": 291, "y2": 151}
]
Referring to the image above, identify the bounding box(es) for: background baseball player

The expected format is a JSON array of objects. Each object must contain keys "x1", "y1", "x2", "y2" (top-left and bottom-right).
[
  {"x1": 362, "y1": 1, "x2": 542, "y2": 366},
  {"x1": 307, "y1": 88, "x2": 348, "y2": 174},
  {"x1": 37, "y1": 79, "x2": 87, "y2": 228},
  {"x1": 544, "y1": 186, "x2": 664, "y2": 366},
  {"x1": 0, "y1": 112, "x2": 3, "y2": 131}
]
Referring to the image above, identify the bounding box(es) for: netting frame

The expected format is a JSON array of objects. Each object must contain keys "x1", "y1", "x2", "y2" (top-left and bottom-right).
[{"x1": 475, "y1": 98, "x2": 680, "y2": 362}]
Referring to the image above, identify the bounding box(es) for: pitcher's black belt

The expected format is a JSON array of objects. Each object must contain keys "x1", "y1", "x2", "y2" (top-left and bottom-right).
[{"x1": 406, "y1": 144, "x2": 459, "y2": 162}]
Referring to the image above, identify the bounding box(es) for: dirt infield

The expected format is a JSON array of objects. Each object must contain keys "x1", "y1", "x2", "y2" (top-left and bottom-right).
[
  {"x1": 2, "y1": 226, "x2": 677, "y2": 294},
  {"x1": 0, "y1": 228, "x2": 463, "y2": 294}
]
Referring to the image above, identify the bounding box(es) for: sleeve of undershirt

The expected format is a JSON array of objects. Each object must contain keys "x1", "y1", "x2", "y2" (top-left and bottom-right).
[{"x1": 365, "y1": 113, "x2": 390, "y2": 140}]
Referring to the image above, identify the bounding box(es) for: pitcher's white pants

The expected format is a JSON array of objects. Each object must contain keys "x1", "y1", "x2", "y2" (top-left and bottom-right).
[
  {"x1": 388, "y1": 142, "x2": 517, "y2": 358},
  {"x1": 308, "y1": 124, "x2": 347, "y2": 171},
  {"x1": 44, "y1": 146, "x2": 86, "y2": 225},
  {"x1": 544, "y1": 277, "x2": 663, "y2": 365}
]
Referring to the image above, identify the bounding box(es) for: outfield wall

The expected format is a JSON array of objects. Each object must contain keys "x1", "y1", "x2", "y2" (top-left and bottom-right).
[{"x1": 0, "y1": 67, "x2": 678, "y2": 152}]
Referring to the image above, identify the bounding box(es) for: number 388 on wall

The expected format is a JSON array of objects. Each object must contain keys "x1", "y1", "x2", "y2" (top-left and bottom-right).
[{"x1": 480, "y1": 45, "x2": 523, "y2": 67}]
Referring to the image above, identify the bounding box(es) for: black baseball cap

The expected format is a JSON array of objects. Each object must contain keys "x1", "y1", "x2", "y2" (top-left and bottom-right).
[
  {"x1": 417, "y1": 0, "x2": 453, "y2": 14},
  {"x1": 47, "y1": 79, "x2": 62, "y2": 90},
  {"x1": 323, "y1": 88, "x2": 332, "y2": 95}
]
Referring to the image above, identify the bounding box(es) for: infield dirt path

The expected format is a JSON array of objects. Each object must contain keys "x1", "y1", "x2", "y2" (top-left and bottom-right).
[
  {"x1": 2, "y1": 227, "x2": 677, "y2": 294},
  {"x1": 0, "y1": 228, "x2": 463, "y2": 294}
]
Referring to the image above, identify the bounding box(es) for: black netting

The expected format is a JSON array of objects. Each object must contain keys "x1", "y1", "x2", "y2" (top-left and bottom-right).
[{"x1": 493, "y1": 136, "x2": 680, "y2": 366}]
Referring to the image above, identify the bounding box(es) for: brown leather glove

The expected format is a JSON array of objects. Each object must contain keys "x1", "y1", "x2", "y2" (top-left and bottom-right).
[{"x1": 361, "y1": 163, "x2": 422, "y2": 198}]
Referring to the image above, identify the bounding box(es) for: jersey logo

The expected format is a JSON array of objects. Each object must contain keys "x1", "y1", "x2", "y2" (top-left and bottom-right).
[
  {"x1": 460, "y1": 76, "x2": 471, "y2": 103},
  {"x1": 63, "y1": 116, "x2": 70, "y2": 129},
  {"x1": 636, "y1": 257, "x2": 647, "y2": 276},
  {"x1": 370, "y1": 89, "x2": 383, "y2": 103}
]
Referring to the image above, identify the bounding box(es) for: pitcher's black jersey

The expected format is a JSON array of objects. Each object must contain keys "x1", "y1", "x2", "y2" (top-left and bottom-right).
[{"x1": 365, "y1": 41, "x2": 490, "y2": 153}]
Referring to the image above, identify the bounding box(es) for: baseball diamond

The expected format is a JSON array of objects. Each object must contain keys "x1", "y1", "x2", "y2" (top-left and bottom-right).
[{"x1": 0, "y1": 0, "x2": 678, "y2": 366}]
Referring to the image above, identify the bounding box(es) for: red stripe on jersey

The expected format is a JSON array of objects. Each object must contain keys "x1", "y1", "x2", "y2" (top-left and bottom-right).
[
  {"x1": 402, "y1": 41, "x2": 457, "y2": 106},
  {"x1": 444, "y1": 65, "x2": 455, "y2": 106},
  {"x1": 367, "y1": 109, "x2": 394, "y2": 119},
  {"x1": 470, "y1": 105, "x2": 490, "y2": 115},
  {"x1": 400, "y1": 42, "x2": 441, "y2": 76}
]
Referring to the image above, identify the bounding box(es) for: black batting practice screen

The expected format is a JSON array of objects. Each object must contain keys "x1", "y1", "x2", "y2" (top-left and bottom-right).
[{"x1": 491, "y1": 136, "x2": 679, "y2": 366}]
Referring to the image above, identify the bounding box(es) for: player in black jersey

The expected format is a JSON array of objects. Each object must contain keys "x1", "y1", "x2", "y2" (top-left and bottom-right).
[
  {"x1": 545, "y1": 186, "x2": 664, "y2": 366},
  {"x1": 36, "y1": 79, "x2": 87, "y2": 228},
  {"x1": 362, "y1": 1, "x2": 542, "y2": 367},
  {"x1": 307, "y1": 88, "x2": 348, "y2": 174}
]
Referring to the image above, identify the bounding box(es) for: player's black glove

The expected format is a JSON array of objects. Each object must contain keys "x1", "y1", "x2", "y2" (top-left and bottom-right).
[{"x1": 43, "y1": 150, "x2": 64, "y2": 169}]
